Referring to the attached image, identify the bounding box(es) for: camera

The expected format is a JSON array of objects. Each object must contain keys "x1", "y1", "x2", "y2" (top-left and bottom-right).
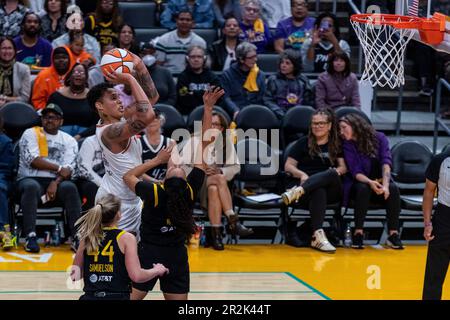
[{"x1": 319, "y1": 21, "x2": 331, "y2": 32}]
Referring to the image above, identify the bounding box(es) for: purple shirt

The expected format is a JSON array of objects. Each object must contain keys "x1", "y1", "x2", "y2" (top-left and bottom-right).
[
  {"x1": 14, "y1": 36, "x2": 53, "y2": 67},
  {"x1": 315, "y1": 72, "x2": 361, "y2": 109},
  {"x1": 239, "y1": 20, "x2": 272, "y2": 54},
  {"x1": 342, "y1": 131, "x2": 392, "y2": 206},
  {"x1": 274, "y1": 16, "x2": 315, "y2": 51}
]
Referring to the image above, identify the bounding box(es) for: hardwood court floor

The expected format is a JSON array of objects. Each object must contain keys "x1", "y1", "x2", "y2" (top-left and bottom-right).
[{"x1": 0, "y1": 244, "x2": 448, "y2": 300}]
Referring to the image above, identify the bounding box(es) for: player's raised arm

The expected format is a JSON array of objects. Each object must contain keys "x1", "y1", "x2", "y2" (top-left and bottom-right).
[
  {"x1": 131, "y1": 52, "x2": 159, "y2": 105},
  {"x1": 103, "y1": 71, "x2": 155, "y2": 145}
]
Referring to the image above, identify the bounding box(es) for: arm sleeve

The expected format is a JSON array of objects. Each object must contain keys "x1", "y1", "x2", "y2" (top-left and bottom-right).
[
  {"x1": 314, "y1": 75, "x2": 327, "y2": 109},
  {"x1": 425, "y1": 154, "x2": 443, "y2": 183},
  {"x1": 301, "y1": 38, "x2": 314, "y2": 72},
  {"x1": 165, "y1": 70, "x2": 177, "y2": 106},
  {"x1": 301, "y1": 76, "x2": 315, "y2": 107},
  {"x1": 263, "y1": 77, "x2": 284, "y2": 119},
  {"x1": 31, "y1": 74, "x2": 48, "y2": 110},
  {"x1": 195, "y1": 4, "x2": 214, "y2": 28},
  {"x1": 343, "y1": 142, "x2": 365, "y2": 178},
  {"x1": 19, "y1": 129, "x2": 40, "y2": 167},
  {"x1": 339, "y1": 40, "x2": 351, "y2": 57},
  {"x1": 377, "y1": 133, "x2": 392, "y2": 168},
  {"x1": 76, "y1": 139, "x2": 103, "y2": 186},
  {"x1": 40, "y1": 42, "x2": 53, "y2": 67},
  {"x1": 220, "y1": 73, "x2": 240, "y2": 115},
  {"x1": 350, "y1": 74, "x2": 361, "y2": 108},
  {"x1": 64, "y1": 137, "x2": 79, "y2": 172},
  {"x1": 212, "y1": 2, "x2": 225, "y2": 27},
  {"x1": 274, "y1": 21, "x2": 286, "y2": 40},
  {"x1": 160, "y1": 3, "x2": 176, "y2": 29},
  {"x1": 187, "y1": 167, "x2": 206, "y2": 198},
  {"x1": 18, "y1": 65, "x2": 31, "y2": 102}
]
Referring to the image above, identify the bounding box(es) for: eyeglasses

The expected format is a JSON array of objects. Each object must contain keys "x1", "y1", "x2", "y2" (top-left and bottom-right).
[
  {"x1": 245, "y1": 7, "x2": 260, "y2": 13},
  {"x1": 188, "y1": 55, "x2": 204, "y2": 59},
  {"x1": 311, "y1": 121, "x2": 330, "y2": 128},
  {"x1": 42, "y1": 115, "x2": 62, "y2": 121},
  {"x1": 72, "y1": 70, "x2": 85, "y2": 75},
  {"x1": 245, "y1": 54, "x2": 257, "y2": 60}
]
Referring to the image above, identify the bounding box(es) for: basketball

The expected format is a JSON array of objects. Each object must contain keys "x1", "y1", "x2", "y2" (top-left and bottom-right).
[{"x1": 100, "y1": 48, "x2": 134, "y2": 76}]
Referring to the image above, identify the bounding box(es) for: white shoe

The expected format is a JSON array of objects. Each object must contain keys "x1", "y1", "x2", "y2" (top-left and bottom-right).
[
  {"x1": 281, "y1": 186, "x2": 304, "y2": 205},
  {"x1": 311, "y1": 229, "x2": 336, "y2": 253}
]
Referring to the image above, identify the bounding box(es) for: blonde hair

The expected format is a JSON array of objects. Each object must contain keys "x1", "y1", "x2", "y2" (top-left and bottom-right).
[{"x1": 75, "y1": 194, "x2": 121, "y2": 254}]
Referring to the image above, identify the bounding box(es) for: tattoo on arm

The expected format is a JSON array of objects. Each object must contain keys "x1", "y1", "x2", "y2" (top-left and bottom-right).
[
  {"x1": 126, "y1": 117, "x2": 147, "y2": 135},
  {"x1": 105, "y1": 122, "x2": 125, "y2": 140},
  {"x1": 136, "y1": 101, "x2": 150, "y2": 113},
  {"x1": 136, "y1": 68, "x2": 159, "y2": 100}
]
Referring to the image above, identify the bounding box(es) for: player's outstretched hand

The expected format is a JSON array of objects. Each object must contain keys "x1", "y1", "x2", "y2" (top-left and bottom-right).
[
  {"x1": 153, "y1": 263, "x2": 169, "y2": 277},
  {"x1": 156, "y1": 141, "x2": 175, "y2": 164},
  {"x1": 203, "y1": 86, "x2": 225, "y2": 109}
]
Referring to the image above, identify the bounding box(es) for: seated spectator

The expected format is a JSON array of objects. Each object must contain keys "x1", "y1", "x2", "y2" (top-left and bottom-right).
[
  {"x1": 315, "y1": 51, "x2": 360, "y2": 110},
  {"x1": 84, "y1": 0, "x2": 122, "y2": 50},
  {"x1": 160, "y1": 0, "x2": 214, "y2": 29},
  {"x1": 220, "y1": 41, "x2": 266, "y2": 119},
  {"x1": 238, "y1": 0, "x2": 272, "y2": 54},
  {"x1": 212, "y1": 0, "x2": 241, "y2": 27},
  {"x1": 41, "y1": 0, "x2": 68, "y2": 42},
  {"x1": 118, "y1": 23, "x2": 140, "y2": 55},
  {"x1": 52, "y1": 7, "x2": 101, "y2": 64},
  {"x1": 339, "y1": 113, "x2": 403, "y2": 250},
  {"x1": 140, "y1": 109, "x2": 176, "y2": 183},
  {"x1": 47, "y1": 63, "x2": 98, "y2": 139},
  {"x1": 87, "y1": 42, "x2": 114, "y2": 88},
  {"x1": 14, "y1": 12, "x2": 53, "y2": 67},
  {"x1": 263, "y1": 49, "x2": 314, "y2": 119},
  {"x1": 209, "y1": 15, "x2": 240, "y2": 71},
  {"x1": 75, "y1": 135, "x2": 104, "y2": 210},
  {"x1": 65, "y1": 30, "x2": 96, "y2": 66},
  {"x1": 0, "y1": 36, "x2": 31, "y2": 107},
  {"x1": 0, "y1": 113, "x2": 14, "y2": 250},
  {"x1": 180, "y1": 112, "x2": 252, "y2": 250},
  {"x1": 142, "y1": 54, "x2": 176, "y2": 106},
  {"x1": 0, "y1": 0, "x2": 30, "y2": 38},
  {"x1": 176, "y1": 45, "x2": 221, "y2": 115},
  {"x1": 31, "y1": 46, "x2": 71, "y2": 110},
  {"x1": 16, "y1": 103, "x2": 81, "y2": 253},
  {"x1": 274, "y1": 0, "x2": 315, "y2": 54},
  {"x1": 301, "y1": 12, "x2": 350, "y2": 73},
  {"x1": 259, "y1": 0, "x2": 290, "y2": 29},
  {"x1": 155, "y1": 10, "x2": 206, "y2": 74},
  {"x1": 28, "y1": 0, "x2": 45, "y2": 16},
  {"x1": 282, "y1": 108, "x2": 346, "y2": 252}
]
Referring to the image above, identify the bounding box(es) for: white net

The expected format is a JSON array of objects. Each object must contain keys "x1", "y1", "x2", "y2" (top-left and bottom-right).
[{"x1": 351, "y1": 15, "x2": 418, "y2": 89}]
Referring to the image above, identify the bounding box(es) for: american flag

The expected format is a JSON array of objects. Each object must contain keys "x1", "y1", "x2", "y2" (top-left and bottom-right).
[{"x1": 408, "y1": 0, "x2": 419, "y2": 16}]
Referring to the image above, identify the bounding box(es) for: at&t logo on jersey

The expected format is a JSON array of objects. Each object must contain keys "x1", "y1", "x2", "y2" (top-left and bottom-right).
[{"x1": 89, "y1": 274, "x2": 98, "y2": 283}]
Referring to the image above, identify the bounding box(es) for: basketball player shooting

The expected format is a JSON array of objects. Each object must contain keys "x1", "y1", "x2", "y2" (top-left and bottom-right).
[{"x1": 87, "y1": 54, "x2": 156, "y2": 236}]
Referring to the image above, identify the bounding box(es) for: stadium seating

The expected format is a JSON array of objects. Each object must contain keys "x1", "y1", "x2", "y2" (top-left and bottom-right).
[
  {"x1": 280, "y1": 105, "x2": 315, "y2": 148},
  {"x1": 186, "y1": 105, "x2": 230, "y2": 132},
  {"x1": 154, "y1": 103, "x2": 187, "y2": 141},
  {"x1": 335, "y1": 106, "x2": 372, "y2": 124},
  {"x1": 193, "y1": 29, "x2": 218, "y2": 44},
  {"x1": 256, "y1": 54, "x2": 279, "y2": 74},
  {"x1": 0, "y1": 102, "x2": 40, "y2": 142},
  {"x1": 118, "y1": 2, "x2": 157, "y2": 28},
  {"x1": 134, "y1": 28, "x2": 168, "y2": 44}
]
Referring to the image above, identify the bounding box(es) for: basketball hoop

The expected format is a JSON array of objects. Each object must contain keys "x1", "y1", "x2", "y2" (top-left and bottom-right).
[{"x1": 351, "y1": 13, "x2": 446, "y2": 89}]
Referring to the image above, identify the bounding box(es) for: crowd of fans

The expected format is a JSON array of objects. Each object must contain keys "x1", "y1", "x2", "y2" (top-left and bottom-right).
[{"x1": 0, "y1": 0, "x2": 449, "y2": 254}]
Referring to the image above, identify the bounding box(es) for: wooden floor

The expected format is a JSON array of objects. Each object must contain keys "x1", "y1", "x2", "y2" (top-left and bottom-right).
[{"x1": 0, "y1": 244, "x2": 448, "y2": 300}]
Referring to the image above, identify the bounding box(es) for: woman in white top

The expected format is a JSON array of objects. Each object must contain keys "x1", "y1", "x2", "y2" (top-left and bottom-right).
[{"x1": 180, "y1": 111, "x2": 253, "y2": 250}]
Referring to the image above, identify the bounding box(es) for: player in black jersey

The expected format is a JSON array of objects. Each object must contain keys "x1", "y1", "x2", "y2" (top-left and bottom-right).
[
  {"x1": 70, "y1": 193, "x2": 169, "y2": 300},
  {"x1": 123, "y1": 87, "x2": 225, "y2": 300},
  {"x1": 140, "y1": 109, "x2": 175, "y2": 182}
]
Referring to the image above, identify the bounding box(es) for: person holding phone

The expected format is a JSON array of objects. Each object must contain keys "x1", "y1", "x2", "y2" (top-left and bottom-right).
[{"x1": 301, "y1": 12, "x2": 350, "y2": 73}]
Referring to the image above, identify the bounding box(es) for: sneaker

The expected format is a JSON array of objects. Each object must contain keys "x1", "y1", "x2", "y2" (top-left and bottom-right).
[
  {"x1": 386, "y1": 233, "x2": 404, "y2": 250},
  {"x1": 352, "y1": 233, "x2": 364, "y2": 249},
  {"x1": 24, "y1": 232, "x2": 40, "y2": 253},
  {"x1": 281, "y1": 186, "x2": 304, "y2": 205},
  {"x1": 311, "y1": 229, "x2": 336, "y2": 253}
]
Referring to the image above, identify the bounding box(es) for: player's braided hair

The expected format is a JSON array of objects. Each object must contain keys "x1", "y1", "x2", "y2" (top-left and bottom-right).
[{"x1": 165, "y1": 180, "x2": 196, "y2": 239}]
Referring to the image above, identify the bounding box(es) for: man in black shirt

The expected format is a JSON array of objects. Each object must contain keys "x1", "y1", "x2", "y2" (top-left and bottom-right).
[
  {"x1": 123, "y1": 87, "x2": 224, "y2": 300},
  {"x1": 422, "y1": 150, "x2": 450, "y2": 300}
]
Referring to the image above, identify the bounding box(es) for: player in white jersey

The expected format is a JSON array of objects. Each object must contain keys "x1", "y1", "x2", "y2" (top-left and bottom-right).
[{"x1": 87, "y1": 55, "x2": 158, "y2": 235}]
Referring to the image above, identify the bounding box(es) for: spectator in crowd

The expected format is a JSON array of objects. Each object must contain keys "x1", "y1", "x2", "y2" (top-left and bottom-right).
[
  {"x1": 155, "y1": 10, "x2": 206, "y2": 74},
  {"x1": 301, "y1": 12, "x2": 350, "y2": 73},
  {"x1": 52, "y1": 7, "x2": 101, "y2": 64},
  {"x1": 238, "y1": 0, "x2": 272, "y2": 54},
  {"x1": 41, "y1": 0, "x2": 68, "y2": 42},
  {"x1": 315, "y1": 51, "x2": 360, "y2": 110},
  {"x1": 75, "y1": 135, "x2": 104, "y2": 210},
  {"x1": 118, "y1": 23, "x2": 140, "y2": 55},
  {"x1": 31, "y1": 46, "x2": 71, "y2": 110},
  {"x1": 0, "y1": 113, "x2": 14, "y2": 250},
  {"x1": 220, "y1": 41, "x2": 266, "y2": 119},
  {"x1": 142, "y1": 54, "x2": 176, "y2": 106},
  {"x1": 14, "y1": 12, "x2": 53, "y2": 67},
  {"x1": 160, "y1": 0, "x2": 214, "y2": 29},
  {"x1": 181, "y1": 111, "x2": 253, "y2": 250},
  {"x1": 212, "y1": 0, "x2": 241, "y2": 27},
  {"x1": 0, "y1": 0, "x2": 30, "y2": 38},
  {"x1": 47, "y1": 63, "x2": 98, "y2": 139},
  {"x1": 65, "y1": 30, "x2": 96, "y2": 66},
  {"x1": 259, "y1": 0, "x2": 290, "y2": 29},
  {"x1": 422, "y1": 147, "x2": 450, "y2": 300},
  {"x1": 74, "y1": 0, "x2": 95, "y2": 16},
  {"x1": 16, "y1": 103, "x2": 81, "y2": 253},
  {"x1": 87, "y1": 42, "x2": 114, "y2": 89},
  {"x1": 140, "y1": 109, "x2": 176, "y2": 183},
  {"x1": 274, "y1": 0, "x2": 315, "y2": 54},
  {"x1": 0, "y1": 36, "x2": 31, "y2": 107},
  {"x1": 282, "y1": 108, "x2": 346, "y2": 252},
  {"x1": 263, "y1": 49, "x2": 314, "y2": 119},
  {"x1": 84, "y1": 0, "x2": 122, "y2": 50},
  {"x1": 339, "y1": 113, "x2": 403, "y2": 250},
  {"x1": 176, "y1": 45, "x2": 221, "y2": 116},
  {"x1": 209, "y1": 15, "x2": 240, "y2": 71}
]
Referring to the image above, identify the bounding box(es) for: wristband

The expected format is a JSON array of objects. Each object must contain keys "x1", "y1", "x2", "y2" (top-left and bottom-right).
[{"x1": 424, "y1": 222, "x2": 432, "y2": 227}]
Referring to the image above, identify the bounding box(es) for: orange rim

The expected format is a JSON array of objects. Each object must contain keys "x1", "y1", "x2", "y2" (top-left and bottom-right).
[{"x1": 350, "y1": 13, "x2": 422, "y2": 29}]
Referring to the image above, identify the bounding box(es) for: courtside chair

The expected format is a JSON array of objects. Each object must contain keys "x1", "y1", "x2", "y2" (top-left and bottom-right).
[
  {"x1": 256, "y1": 54, "x2": 280, "y2": 74},
  {"x1": 335, "y1": 106, "x2": 372, "y2": 124},
  {"x1": 186, "y1": 105, "x2": 230, "y2": 132},
  {"x1": 118, "y1": 1, "x2": 157, "y2": 28},
  {"x1": 134, "y1": 28, "x2": 169, "y2": 44},
  {"x1": 280, "y1": 105, "x2": 315, "y2": 148},
  {"x1": 154, "y1": 103, "x2": 187, "y2": 142},
  {"x1": 0, "y1": 101, "x2": 40, "y2": 142}
]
